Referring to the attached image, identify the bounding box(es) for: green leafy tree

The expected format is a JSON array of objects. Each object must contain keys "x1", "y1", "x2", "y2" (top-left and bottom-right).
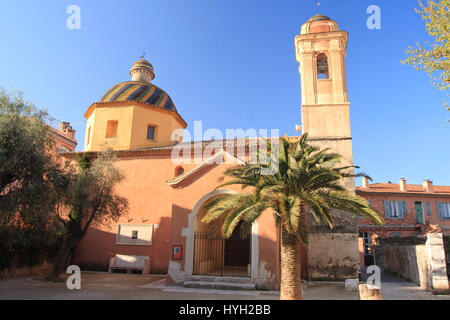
[
  {"x1": 48, "y1": 151, "x2": 128, "y2": 281},
  {"x1": 401, "y1": 0, "x2": 449, "y2": 114},
  {"x1": 0, "y1": 89, "x2": 69, "y2": 277},
  {"x1": 0, "y1": 89, "x2": 61, "y2": 211},
  {"x1": 202, "y1": 134, "x2": 384, "y2": 300}
]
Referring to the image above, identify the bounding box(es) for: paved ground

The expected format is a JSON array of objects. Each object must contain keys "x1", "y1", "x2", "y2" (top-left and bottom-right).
[
  {"x1": 0, "y1": 272, "x2": 356, "y2": 300},
  {"x1": 0, "y1": 271, "x2": 448, "y2": 300},
  {"x1": 380, "y1": 272, "x2": 450, "y2": 300}
]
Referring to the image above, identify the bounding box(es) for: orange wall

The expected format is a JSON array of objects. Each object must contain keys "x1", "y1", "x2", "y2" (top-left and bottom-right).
[
  {"x1": 169, "y1": 162, "x2": 242, "y2": 268},
  {"x1": 72, "y1": 152, "x2": 280, "y2": 282},
  {"x1": 73, "y1": 154, "x2": 176, "y2": 273}
]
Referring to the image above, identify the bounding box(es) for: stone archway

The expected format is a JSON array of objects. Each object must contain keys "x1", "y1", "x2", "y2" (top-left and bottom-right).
[{"x1": 183, "y1": 190, "x2": 259, "y2": 279}]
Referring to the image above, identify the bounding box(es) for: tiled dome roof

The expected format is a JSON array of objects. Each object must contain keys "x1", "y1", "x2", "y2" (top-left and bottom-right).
[
  {"x1": 308, "y1": 15, "x2": 331, "y2": 22},
  {"x1": 301, "y1": 15, "x2": 339, "y2": 35},
  {"x1": 99, "y1": 81, "x2": 177, "y2": 112}
]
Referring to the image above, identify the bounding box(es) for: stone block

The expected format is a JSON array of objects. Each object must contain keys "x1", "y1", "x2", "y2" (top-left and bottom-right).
[{"x1": 358, "y1": 284, "x2": 382, "y2": 300}]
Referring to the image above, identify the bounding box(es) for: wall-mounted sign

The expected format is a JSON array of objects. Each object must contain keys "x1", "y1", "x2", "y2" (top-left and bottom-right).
[{"x1": 173, "y1": 245, "x2": 182, "y2": 260}]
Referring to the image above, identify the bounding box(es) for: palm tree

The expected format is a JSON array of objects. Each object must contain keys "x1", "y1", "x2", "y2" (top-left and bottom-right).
[{"x1": 201, "y1": 134, "x2": 384, "y2": 300}]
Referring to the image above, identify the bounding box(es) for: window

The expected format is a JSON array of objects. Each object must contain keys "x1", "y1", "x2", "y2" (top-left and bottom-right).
[
  {"x1": 106, "y1": 120, "x2": 118, "y2": 138},
  {"x1": 87, "y1": 126, "x2": 91, "y2": 145},
  {"x1": 360, "y1": 232, "x2": 371, "y2": 255},
  {"x1": 437, "y1": 202, "x2": 450, "y2": 220},
  {"x1": 316, "y1": 53, "x2": 329, "y2": 79},
  {"x1": 147, "y1": 125, "x2": 155, "y2": 140},
  {"x1": 384, "y1": 200, "x2": 407, "y2": 219},
  {"x1": 356, "y1": 200, "x2": 372, "y2": 219},
  {"x1": 391, "y1": 232, "x2": 401, "y2": 238},
  {"x1": 175, "y1": 166, "x2": 184, "y2": 177},
  {"x1": 116, "y1": 224, "x2": 153, "y2": 246},
  {"x1": 425, "y1": 202, "x2": 431, "y2": 216}
]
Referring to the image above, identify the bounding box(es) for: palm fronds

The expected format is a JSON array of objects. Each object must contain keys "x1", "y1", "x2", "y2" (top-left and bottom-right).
[{"x1": 201, "y1": 133, "x2": 384, "y2": 239}]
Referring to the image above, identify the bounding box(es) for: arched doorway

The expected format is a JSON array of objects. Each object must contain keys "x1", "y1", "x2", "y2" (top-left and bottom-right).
[{"x1": 192, "y1": 195, "x2": 251, "y2": 277}]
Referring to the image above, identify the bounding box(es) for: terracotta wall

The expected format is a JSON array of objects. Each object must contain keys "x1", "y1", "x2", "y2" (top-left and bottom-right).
[
  {"x1": 73, "y1": 155, "x2": 178, "y2": 273},
  {"x1": 357, "y1": 194, "x2": 450, "y2": 237}
]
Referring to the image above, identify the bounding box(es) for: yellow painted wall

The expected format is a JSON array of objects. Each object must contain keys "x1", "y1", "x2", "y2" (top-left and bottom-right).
[
  {"x1": 301, "y1": 103, "x2": 351, "y2": 138},
  {"x1": 84, "y1": 109, "x2": 96, "y2": 150},
  {"x1": 84, "y1": 106, "x2": 134, "y2": 151},
  {"x1": 129, "y1": 106, "x2": 184, "y2": 150},
  {"x1": 84, "y1": 104, "x2": 184, "y2": 151}
]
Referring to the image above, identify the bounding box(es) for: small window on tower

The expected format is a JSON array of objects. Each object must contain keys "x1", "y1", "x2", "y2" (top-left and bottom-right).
[
  {"x1": 317, "y1": 53, "x2": 329, "y2": 80},
  {"x1": 106, "y1": 120, "x2": 118, "y2": 138},
  {"x1": 175, "y1": 166, "x2": 184, "y2": 177},
  {"x1": 87, "y1": 126, "x2": 91, "y2": 145},
  {"x1": 147, "y1": 125, "x2": 155, "y2": 140}
]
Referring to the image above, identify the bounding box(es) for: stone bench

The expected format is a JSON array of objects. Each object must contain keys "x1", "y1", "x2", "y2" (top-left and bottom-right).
[{"x1": 108, "y1": 254, "x2": 151, "y2": 274}]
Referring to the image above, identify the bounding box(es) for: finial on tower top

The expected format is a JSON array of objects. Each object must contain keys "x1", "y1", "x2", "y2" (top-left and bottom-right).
[
  {"x1": 141, "y1": 51, "x2": 146, "y2": 60},
  {"x1": 315, "y1": 1, "x2": 321, "y2": 15}
]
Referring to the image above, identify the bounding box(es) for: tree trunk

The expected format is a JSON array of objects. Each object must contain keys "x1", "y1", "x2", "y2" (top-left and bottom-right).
[
  {"x1": 48, "y1": 233, "x2": 82, "y2": 281},
  {"x1": 48, "y1": 243, "x2": 71, "y2": 281},
  {"x1": 280, "y1": 227, "x2": 302, "y2": 300}
]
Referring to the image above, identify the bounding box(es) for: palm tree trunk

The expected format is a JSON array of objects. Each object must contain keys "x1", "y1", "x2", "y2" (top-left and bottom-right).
[{"x1": 280, "y1": 227, "x2": 302, "y2": 300}]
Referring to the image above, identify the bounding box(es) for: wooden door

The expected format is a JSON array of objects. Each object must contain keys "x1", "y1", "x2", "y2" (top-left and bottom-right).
[{"x1": 415, "y1": 202, "x2": 424, "y2": 225}]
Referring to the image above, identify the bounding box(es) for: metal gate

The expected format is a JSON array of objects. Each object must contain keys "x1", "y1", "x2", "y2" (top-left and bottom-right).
[{"x1": 193, "y1": 232, "x2": 251, "y2": 277}]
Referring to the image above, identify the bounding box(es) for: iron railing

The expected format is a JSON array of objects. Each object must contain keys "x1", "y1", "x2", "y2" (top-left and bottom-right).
[{"x1": 193, "y1": 232, "x2": 251, "y2": 277}]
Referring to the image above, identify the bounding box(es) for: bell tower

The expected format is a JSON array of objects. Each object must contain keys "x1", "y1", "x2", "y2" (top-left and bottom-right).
[
  {"x1": 295, "y1": 15, "x2": 350, "y2": 138},
  {"x1": 295, "y1": 15, "x2": 359, "y2": 281}
]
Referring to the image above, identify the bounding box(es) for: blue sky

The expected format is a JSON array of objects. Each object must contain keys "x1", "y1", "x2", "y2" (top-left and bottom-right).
[{"x1": 0, "y1": 0, "x2": 448, "y2": 186}]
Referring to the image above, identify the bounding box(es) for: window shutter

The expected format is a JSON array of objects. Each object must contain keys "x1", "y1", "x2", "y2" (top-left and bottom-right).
[
  {"x1": 426, "y1": 202, "x2": 431, "y2": 216},
  {"x1": 402, "y1": 201, "x2": 407, "y2": 217},
  {"x1": 397, "y1": 201, "x2": 403, "y2": 219},
  {"x1": 444, "y1": 203, "x2": 449, "y2": 220},
  {"x1": 384, "y1": 200, "x2": 390, "y2": 218},
  {"x1": 437, "y1": 202, "x2": 443, "y2": 220}
]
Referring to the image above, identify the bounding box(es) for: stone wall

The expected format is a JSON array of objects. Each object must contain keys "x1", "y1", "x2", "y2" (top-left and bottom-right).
[
  {"x1": 378, "y1": 233, "x2": 449, "y2": 294},
  {"x1": 383, "y1": 245, "x2": 428, "y2": 287},
  {"x1": 374, "y1": 236, "x2": 426, "y2": 270},
  {"x1": 444, "y1": 235, "x2": 450, "y2": 278},
  {"x1": 307, "y1": 233, "x2": 360, "y2": 280},
  {"x1": 426, "y1": 233, "x2": 450, "y2": 294},
  {"x1": 305, "y1": 139, "x2": 360, "y2": 281}
]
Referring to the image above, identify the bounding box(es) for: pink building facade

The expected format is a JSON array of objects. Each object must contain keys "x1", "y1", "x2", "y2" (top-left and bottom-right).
[{"x1": 356, "y1": 178, "x2": 450, "y2": 266}]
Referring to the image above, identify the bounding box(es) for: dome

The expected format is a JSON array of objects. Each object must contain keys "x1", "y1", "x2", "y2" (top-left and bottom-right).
[
  {"x1": 99, "y1": 81, "x2": 177, "y2": 113},
  {"x1": 301, "y1": 15, "x2": 339, "y2": 35},
  {"x1": 130, "y1": 58, "x2": 155, "y2": 81},
  {"x1": 308, "y1": 14, "x2": 331, "y2": 22}
]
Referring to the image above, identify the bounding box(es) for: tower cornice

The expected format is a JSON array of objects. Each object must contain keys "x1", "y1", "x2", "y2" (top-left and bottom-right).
[{"x1": 295, "y1": 30, "x2": 348, "y2": 41}]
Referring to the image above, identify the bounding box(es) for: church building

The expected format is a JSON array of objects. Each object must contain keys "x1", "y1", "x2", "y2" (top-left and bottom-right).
[{"x1": 67, "y1": 15, "x2": 360, "y2": 290}]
